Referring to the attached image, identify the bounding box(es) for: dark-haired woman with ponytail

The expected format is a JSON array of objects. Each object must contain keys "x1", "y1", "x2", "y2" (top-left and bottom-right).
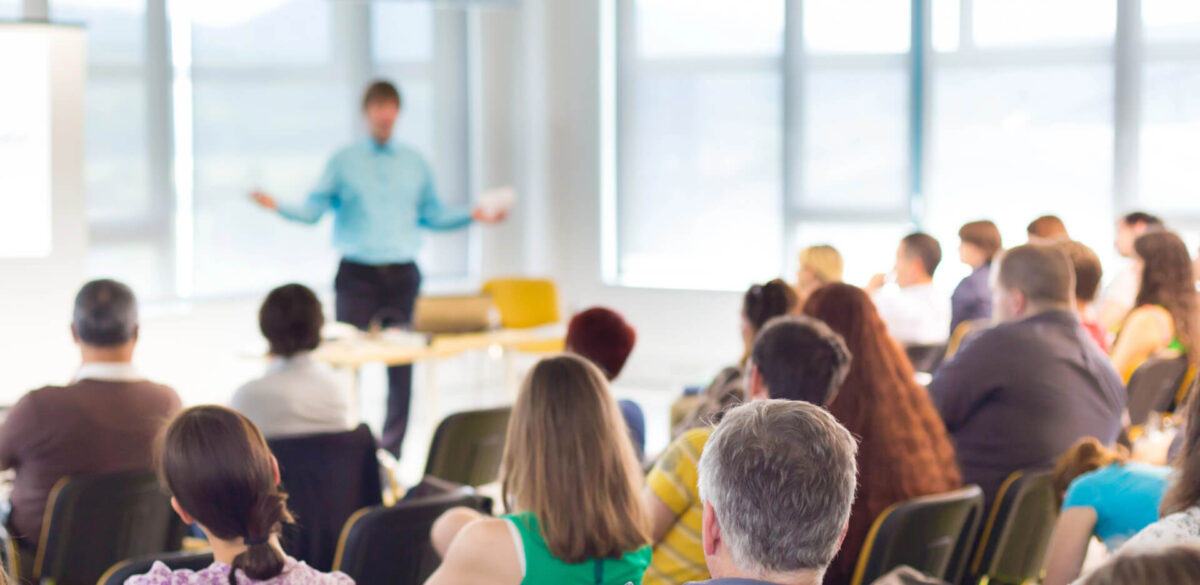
[{"x1": 126, "y1": 406, "x2": 352, "y2": 585}]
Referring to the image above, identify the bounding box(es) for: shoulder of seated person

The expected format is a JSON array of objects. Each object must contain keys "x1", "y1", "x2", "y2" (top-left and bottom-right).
[{"x1": 457, "y1": 516, "x2": 515, "y2": 546}]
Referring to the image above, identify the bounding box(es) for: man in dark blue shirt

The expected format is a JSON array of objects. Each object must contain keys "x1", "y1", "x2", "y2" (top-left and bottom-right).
[{"x1": 929, "y1": 244, "x2": 1126, "y2": 504}]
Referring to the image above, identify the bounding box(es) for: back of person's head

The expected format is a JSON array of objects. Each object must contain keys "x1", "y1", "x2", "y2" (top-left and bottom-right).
[
  {"x1": 1081, "y1": 545, "x2": 1200, "y2": 585},
  {"x1": 798, "y1": 245, "x2": 844, "y2": 284},
  {"x1": 1133, "y1": 231, "x2": 1198, "y2": 364},
  {"x1": 750, "y1": 315, "x2": 851, "y2": 405},
  {"x1": 1055, "y1": 240, "x2": 1104, "y2": 304},
  {"x1": 995, "y1": 244, "x2": 1075, "y2": 316},
  {"x1": 501, "y1": 354, "x2": 648, "y2": 563},
  {"x1": 259, "y1": 284, "x2": 324, "y2": 358},
  {"x1": 1026, "y1": 215, "x2": 1070, "y2": 242},
  {"x1": 564, "y1": 307, "x2": 637, "y2": 381},
  {"x1": 698, "y1": 400, "x2": 858, "y2": 577},
  {"x1": 73, "y1": 279, "x2": 138, "y2": 347},
  {"x1": 1163, "y1": 387, "x2": 1200, "y2": 515},
  {"x1": 743, "y1": 279, "x2": 799, "y2": 334},
  {"x1": 1123, "y1": 211, "x2": 1164, "y2": 230},
  {"x1": 362, "y1": 79, "x2": 402, "y2": 109},
  {"x1": 159, "y1": 406, "x2": 293, "y2": 585},
  {"x1": 1052, "y1": 437, "x2": 1128, "y2": 506},
  {"x1": 958, "y1": 220, "x2": 1003, "y2": 262},
  {"x1": 900, "y1": 232, "x2": 942, "y2": 278}
]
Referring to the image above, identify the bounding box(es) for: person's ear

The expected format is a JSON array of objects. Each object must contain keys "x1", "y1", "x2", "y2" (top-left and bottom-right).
[
  {"x1": 130, "y1": 325, "x2": 140, "y2": 344},
  {"x1": 702, "y1": 501, "x2": 721, "y2": 557},
  {"x1": 837, "y1": 521, "x2": 849, "y2": 550},
  {"x1": 171, "y1": 497, "x2": 195, "y2": 525},
  {"x1": 70, "y1": 324, "x2": 80, "y2": 345},
  {"x1": 271, "y1": 455, "x2": 282, "y2": 486},
  {"x1": 748, "y1": 364, "x2": 768, "y2": 401}
]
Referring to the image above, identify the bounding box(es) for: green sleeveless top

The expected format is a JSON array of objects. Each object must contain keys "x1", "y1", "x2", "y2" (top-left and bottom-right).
[{"x1": 503, "y1": 512, "x2": 652, "y2": 585}]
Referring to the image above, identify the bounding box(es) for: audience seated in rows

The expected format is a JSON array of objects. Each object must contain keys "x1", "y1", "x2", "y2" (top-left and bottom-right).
[
  {"x1": 1109, "y1": 231, "x2": 1198, "y2": 382},
  {"x1": 794, "y1": 245, "x2": 844, "y2": 307},
  {"x1": 687, "y1": 399, "x2": 858, "y2": 585},
  {"x1": 231, "y1": 284, "x2": 352, "y2": 438},
  {"x1": 929, "y1": 244, "x2": 1126, "y2": 504},
  {"x1": 0, "y1": 280, "x2": 181, "y2": 558},
  {"x1": 1120, "y1": 388, "x2": 1200, "y2": 551},
  {"x1": 1027, "y1": 215, "x2": 1071, "y2": 244},
  {"x1": 128, "y1": 405, "x2": 351, "y2": 585},
  {"x1": 1042, "y1": 438, "x2": 1170, "y2": 585},
  {"x1": 428, "y1": 355, "x2": 650, "y2": 585},
  {"x1": 564, "y1": 306, "x2": 646, "y2": 460},
  {"x1": 802, "y1": 283, "x2": 962, "y2": 585},
  {"x1": 1057, "y1": 241, "x2": 1110, "y2": 352},
  {"x1": 1080, "y1": 544, "x2": 1200, "y2": 585},
  {"x1": 867, "y1": 233, "x2": 950, "y2": 346},
  {"x1": 644, "y1": 316, "x2": 851, "y2": 585},
  {"x1": 952, "y1": 220, "x2": 1003, "y2": 334},
  {"x1": 1098, "y1": 212, "x2": 1164, "y2": 331},
  {"x1": 672, "y1": 280, "x2": 798, "y2": 440}
]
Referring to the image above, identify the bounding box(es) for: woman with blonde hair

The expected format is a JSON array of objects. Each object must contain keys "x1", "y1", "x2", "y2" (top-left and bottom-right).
[
  {"x1": 428, "y1": 354, "x2": 651, "y2": 585},
  {"x1": 795, "y1": 245, "x2": 843, "y2": 305},
  {"x1": 1042, "y1": 438, "x2": 1169, "y2": 585}
]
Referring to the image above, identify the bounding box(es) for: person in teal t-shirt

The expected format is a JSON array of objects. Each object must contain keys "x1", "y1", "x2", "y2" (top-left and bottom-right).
[
  {"x1": 1043, "y1": 438, "x2": 1171, "y2": 585},
  {"x1": 425, "y1": 355, "x2": 651, "y2": 585}
]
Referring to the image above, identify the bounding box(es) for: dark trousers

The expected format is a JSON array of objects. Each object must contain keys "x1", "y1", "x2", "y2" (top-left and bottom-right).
[{"x1": 335, "y1": 259, "x2": 421, "y2": 457}]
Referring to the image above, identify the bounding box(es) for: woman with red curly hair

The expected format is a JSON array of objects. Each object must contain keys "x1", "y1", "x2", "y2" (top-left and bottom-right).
[{"x1": 803, "y1": 283, "x2": 961, "y2": 585}]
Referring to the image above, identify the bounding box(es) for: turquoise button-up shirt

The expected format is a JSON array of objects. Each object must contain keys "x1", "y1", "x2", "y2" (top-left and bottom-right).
[{"x1": 276, "y1": 139, "x2": 472, "y2": 265}]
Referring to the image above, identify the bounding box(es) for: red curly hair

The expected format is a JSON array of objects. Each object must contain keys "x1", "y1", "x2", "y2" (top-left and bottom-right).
[{"x1": 803, "y1": 283, "x2": 962, "y2": 585}]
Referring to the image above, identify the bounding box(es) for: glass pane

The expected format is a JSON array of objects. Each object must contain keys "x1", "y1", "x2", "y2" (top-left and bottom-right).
[
  {"x1": 619, "y1": 71, "x2": 782, "y2": 289},
  {"x1": 803, "y1": 0, "x2": 911, "y2": 54},
  {"x1": 86, "y1": 241, "x2": 171, "y2": 301},
  {"x1": 371, "y1": 3, "x2": 434, "y2": 63},
  {"x1": 932, "y1": 0, "x2": 961, "y2": 52},
  {"x1": 84, "y1": 76, "x2": 152, "y2": 222},
  {"x1": 191, "y1": 80, "x2": 353, "y2": 297},
  {"x1": 191, "y1": 0, "x2": 330, "y2": 67},
  {"x1": 635, "y1": 0, "x2": 784, "y2": 58},
  {"x1": 1140, "y1": 62, "x2": 1200, "y2": 211},
  {"x1": 928, "y1": 64, "x2": 1114, "y2": 265},
  {"x1": 972, "y1": 0, "x2": 1116, "y2": 47},
  {"x1": 800, "y1": 67, "x2": 908, "y2": 210},
  {"x1": 51, "y1": 0, "x2": 144, "y2": 65},
  {"x1": 0, "y1": 1, "x2": 19, "y2": 19},
  {"x1": 1143, "y1": 0, "x2": 1200, "y2": 44}
]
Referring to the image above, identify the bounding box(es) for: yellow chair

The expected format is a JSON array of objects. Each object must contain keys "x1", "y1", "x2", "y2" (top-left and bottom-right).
[{"x1": 481, "y1": 278, "x2": 564, "y2": 353}]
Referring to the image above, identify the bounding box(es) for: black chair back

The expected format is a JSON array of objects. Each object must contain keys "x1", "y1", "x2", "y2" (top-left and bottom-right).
[
  {"x1": 424, "y1": 407, "x2": 511, "y2": 487},
  {"x1": 333, "y1": 492, "x2": 492, "y2": 585},
  {"x1": 34, "y1": 469, "x2": 185, "y2": 585},
  {"x1": 905, "y1": 344, "x2": 949, "y2": 374},
  {"x1": 1127, "y1": 355, "x2": 1191, "y2": 427},
  {"x1": 98, "y1": 552, "x2": 214, "y2": 585},
  {"x1": 850, "y1": 486, "x2": 984, "y2": 585},
  {"x1": 966, "y1": 471, "x2": 1057, "y2": 585},
  {"x1": 268, "y1": 424, "x2": 383, "y2": 572}
]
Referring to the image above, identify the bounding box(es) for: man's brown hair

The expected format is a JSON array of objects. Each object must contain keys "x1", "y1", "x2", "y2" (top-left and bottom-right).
[
  {"x1": 996, "y1": 244, "x2": 1075, "y2": 308},
  {"x1": 362, "y1": 80, "x2": 402, "y2": 110},
  {"x1": 900, "y1": 233, "x2": 942, "y2": 277},
  {"x1": 958, "y1": 220, "x2": 1003, "y2": 261},
  {"x1": 1026, "y1": 215, "x2": 1070, "y2": 241},
  {"x1": 1055, "y1": 240, "x2": 1104, "y2": 303}
]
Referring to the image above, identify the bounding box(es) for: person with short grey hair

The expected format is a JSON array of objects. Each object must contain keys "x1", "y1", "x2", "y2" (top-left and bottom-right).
[
  {"x1": 691, "y1": 399, "x2": 858, "y2": 585},
  {"x1": 0, "y1": 279, "x2": 180, "y2": 569}
]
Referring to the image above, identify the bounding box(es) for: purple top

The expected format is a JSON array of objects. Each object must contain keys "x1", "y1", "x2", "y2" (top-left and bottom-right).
[{"x1": 125, "y1": 557, "x2": 354, "y2": 585}]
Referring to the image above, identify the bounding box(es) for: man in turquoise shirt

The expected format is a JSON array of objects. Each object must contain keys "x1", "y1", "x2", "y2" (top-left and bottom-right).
[{"x1": 252, "y1": 80, "x2": 503, "y2": 455}]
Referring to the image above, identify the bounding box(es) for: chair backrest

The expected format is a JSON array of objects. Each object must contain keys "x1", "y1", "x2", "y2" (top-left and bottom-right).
[
  {"x1": 333, "y1": 493, "x2": 492, "y2": 585},
  {"x1": 35, "y1": 469, "x2": 185, "y2": 585},
  {"x1": 98, "y1": 551, "x2": 214, "y2": 585},
  {"x1": 1127, "y1": 355, "x2": 1191, "y2": 428},
  {"x1": 967, "y1": 471, "x2": 1058, "y2": 585},
  {"x1": 905, "y1": 343, "x2": 949, "y2": 374},
  {"x1": 851, "y1": 486, "x2": 984, "y2": 585},
  {"x1": 267, "y1": 424, "x2": 383, "y2": 572},
  {"x1": 424, "y1": 407, "x2": 512, "y2": 487},
  {"x1": 481, "y1": 278, "x2": 560, "y2": 329}
]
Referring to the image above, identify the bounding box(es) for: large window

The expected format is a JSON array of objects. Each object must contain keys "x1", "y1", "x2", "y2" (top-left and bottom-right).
[
  {"x1": 612, "y1": 0, "x2": 1198, "y2": 290},
  {"x1": 57, "y1": 0, "x2": 474, "y2": 301}
]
